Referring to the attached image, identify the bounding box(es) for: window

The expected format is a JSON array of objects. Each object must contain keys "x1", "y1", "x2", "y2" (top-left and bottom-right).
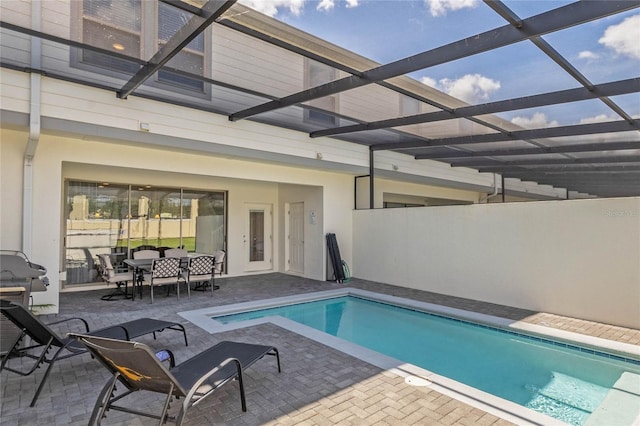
[
  {"x1": 80, "y1": 0, "x2": 141, "y2": 73},
  {"x1": 75, "y1": 0, "x2": 207, "y2": 93},
  {"x1": 304, "y1": 59, "x2": 337, "y2": 125},
  {"x1": 64, "y1": 181, "x2": 226, "y2": 286},
  {"x1": 157, "y1": 2, "x2": 205, "y2": 91}
]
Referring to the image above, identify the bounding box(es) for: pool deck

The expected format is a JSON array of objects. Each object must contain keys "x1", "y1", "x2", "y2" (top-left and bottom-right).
[{"x1": 1, "y1": 273, "x2": 639, "y2": 425}]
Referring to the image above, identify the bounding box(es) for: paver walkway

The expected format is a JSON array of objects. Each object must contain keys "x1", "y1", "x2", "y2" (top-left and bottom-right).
[{"x1": 1, "y1": 273, "x2": 638, "y2": 425}]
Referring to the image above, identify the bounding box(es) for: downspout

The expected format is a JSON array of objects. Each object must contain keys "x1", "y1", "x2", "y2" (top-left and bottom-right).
[
  {"x1": 479, "y1": 173, "x2": 500, "y2": 203},
  {"x1": 23, "y1": 0, "x2": 42, "y2": 256},
  {"x1": 369, "y1": 148, "x2": 374, "y2": 209}
]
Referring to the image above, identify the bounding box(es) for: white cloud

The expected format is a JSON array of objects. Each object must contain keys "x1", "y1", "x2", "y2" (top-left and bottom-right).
[
  {"x1": 421, "y1": 74, "x2": 500, "y2": 103},
  {"x1": 599, "y1": 14, "x2": 640, "y2": 59},
  {"x1": 425, "y1": 0, "x2": 478, "y2": 17},
  {"x1": 238, "y1": 0, "x2": 305, "y2": 17},
  {"x1": 579, "y1": 114, "x2": 616, "y2": 125},
  {"x1": 511, "y1": 113, "x2": 559, "y2": 129},
  {"x1": 420, "y1": 76, "x2": 437, "y2": 88},
  {"x1": 239, "y1": 0, "x2": 359, "y2": 16},
  {"x1": 317, "y1": 0, "x2": 335, "y2": 12},
  {"x1": 578, "y1": 50, "x2": 599, "y2": 60}
]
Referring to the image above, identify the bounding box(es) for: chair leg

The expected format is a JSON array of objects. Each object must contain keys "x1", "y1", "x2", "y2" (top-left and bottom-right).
[
  {"x1": 0, "y1": 330, "x2": 27, "y2": 373},
  {"x1": 150, "y1": 284, "x2": 154, "y2": 304},
  {"x1": 269, "y1": 348, "x2": 282, "y2": 373},
  {"x1": 30, "y1": 345, "x2": 67, "y2": 407},
  {"x1": 159, "y1": 384, "x2": 174, "y2": 424},
  {"x1": 232, "y1": 359, "x2": 247, "y2": 412},
  {"x1": 176, "y1": 397, "x2": 190, "y2": 426},
  {"x1": 89, "y1": 373, "x2": 120, "y2": 426},
  {"x1": 2, "y1": 334, "x2": 55, "y2": 378}
]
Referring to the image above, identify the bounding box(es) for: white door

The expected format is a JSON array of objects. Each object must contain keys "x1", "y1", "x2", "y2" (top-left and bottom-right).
[
  {"x1": 244, "y1": 203, "x2": 272, "y2": 271},
  {"x1": 287, "y1": 202, "x2": 304, "y2": 274}
]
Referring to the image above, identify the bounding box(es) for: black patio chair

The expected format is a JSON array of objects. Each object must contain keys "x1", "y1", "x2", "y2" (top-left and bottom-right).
[
  {"x1": 71, "y1": 334, "x2": 281, "y2": 425},
  {"x1": 0, "y1": 300, "x2": 188, "y2": 406}
]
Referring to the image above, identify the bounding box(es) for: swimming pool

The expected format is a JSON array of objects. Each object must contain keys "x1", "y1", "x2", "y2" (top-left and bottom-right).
[{"x1": 180, "y1": 288, "x2": 640, "y2": 426}]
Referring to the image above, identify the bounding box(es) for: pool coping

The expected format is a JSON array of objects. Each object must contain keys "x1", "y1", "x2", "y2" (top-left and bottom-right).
[{"x1": 178, "y1": 287, "x2": 640, "y2": 426}]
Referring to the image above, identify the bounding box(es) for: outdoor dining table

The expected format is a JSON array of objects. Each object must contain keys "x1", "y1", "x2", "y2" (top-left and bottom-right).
[{"x1": 123, "y1": 255, "x2": 209, "y2": 301}]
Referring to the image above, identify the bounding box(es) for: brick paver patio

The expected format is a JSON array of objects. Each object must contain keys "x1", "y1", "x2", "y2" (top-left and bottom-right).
[{"x1": 1, "y1": 273, "x2": 638, "y2": 425}]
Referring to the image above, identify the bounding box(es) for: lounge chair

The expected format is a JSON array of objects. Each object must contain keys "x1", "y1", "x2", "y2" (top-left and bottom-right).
[
  {"x1": 71, "y1": 334, "x2": 281, "y2": 425},
  {"x1": 0, "y1": 300, "x2": 188, "y2": 406}
]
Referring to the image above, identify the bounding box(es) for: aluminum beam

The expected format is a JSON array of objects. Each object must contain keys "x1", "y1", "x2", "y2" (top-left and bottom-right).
[
  {"x1": 414, "y1": 140, "x2": 640, "y2": 159},
  {"x1": 160, "y1": 0, "x2": 204, "y2": 15},
  {"x1": 450, "y1": 155, "x2": 640, "y2": 167},
  {"x1": 477, "y1": 164, "x2": 640, "y2": 173},
  {"x1": 117, "y1": 0, "x2": 236, "y2": 99},
  {"x1": 373, "y1": 119, "x2": 640, "y2": 151},
  {"x1": 228, "y1": 1, "x2": 638, "y2": 121},
  {"x1": 311, "y1": 78, "x2": 639, "y2": 138},
  {"x1": 0, "y1": 21, "x2": 146, "y2": 67}
]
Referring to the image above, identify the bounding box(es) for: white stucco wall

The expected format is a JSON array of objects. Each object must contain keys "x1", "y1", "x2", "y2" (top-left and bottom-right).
[
  {"x1": 353, "y1": 198, "x2": 640, "y2": 328},
  {"x1": 0, "y1": 128, "x2": 356, "y2": 311}
]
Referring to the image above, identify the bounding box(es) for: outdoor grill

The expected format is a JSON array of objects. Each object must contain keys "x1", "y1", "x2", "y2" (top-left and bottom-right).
[{"x1": 0, "y1": 250, "x2": 49, "y2": 354}]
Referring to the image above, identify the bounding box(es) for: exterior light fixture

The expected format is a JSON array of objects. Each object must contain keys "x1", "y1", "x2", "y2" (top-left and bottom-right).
[{"x1": 112, "y1": 43, "x2": 125, "y2": 51}]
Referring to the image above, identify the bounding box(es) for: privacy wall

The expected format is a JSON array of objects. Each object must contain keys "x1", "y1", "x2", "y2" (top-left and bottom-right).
[{"x1": 353, "y1": 197, "x2": 640, "y2": 329}]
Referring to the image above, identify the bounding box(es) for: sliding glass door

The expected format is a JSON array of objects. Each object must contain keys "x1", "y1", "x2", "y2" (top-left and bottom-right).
[{"x1": 63, "y1": 181, "x2": 226, "y2": 286}]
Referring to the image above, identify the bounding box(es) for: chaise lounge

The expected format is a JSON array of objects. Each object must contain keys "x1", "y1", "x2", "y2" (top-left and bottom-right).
[
  {"x1": 0, "y1": 300, "x2": 188, "y2": 406},
  {"x1": 71, "y1": 334, "x2": 281, "y2": 425}
]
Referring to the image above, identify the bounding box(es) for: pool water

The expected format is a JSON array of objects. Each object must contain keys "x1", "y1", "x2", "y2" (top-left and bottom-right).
[{"x1": 216, "y1": 296, "x2": 640, "y2": 425}]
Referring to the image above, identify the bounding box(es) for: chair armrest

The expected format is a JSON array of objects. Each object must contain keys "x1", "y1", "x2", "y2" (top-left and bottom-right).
[
  {"x1": 183, "y1": 357, "x2": 242, "y2": 402},
  {"x1": 155, "y1": 349, "x2": 175, "y2": 368},
  {"x1": 46, "y1": 317, "x2": 90, "y2": 332}
]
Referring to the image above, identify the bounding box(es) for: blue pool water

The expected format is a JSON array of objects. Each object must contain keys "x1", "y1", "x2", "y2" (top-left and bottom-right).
[{"x1": 216, "y1": 296, "x2": 640, "y2": 425}]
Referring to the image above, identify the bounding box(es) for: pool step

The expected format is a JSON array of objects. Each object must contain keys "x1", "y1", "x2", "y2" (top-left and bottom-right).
[
  {"x1": 526, "y1": 372, "x2": 608, "y2": 425},
  {"x1": 585, "y1": 372, "x2": 640, "y2": 426}
]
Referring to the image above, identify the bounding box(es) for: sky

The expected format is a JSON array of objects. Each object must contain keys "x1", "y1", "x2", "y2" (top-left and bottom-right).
[{"x1": 237, "y1": 0, "x2": 640, "y2": 130}]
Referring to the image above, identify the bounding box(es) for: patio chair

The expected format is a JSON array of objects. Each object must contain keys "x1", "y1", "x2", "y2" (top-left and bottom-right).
[
  {"x1": 213, "y1": 250, "x2": 226, "y2": 290},
  {"x1": 132, "y1": 249, "x2": 160, "y2": 297},
  {"x1": 149, "y1": 257, "x2": 186, "y2": 303},
  {"x1": 0, "y1": 300, "x2": 188, "y2": 407},
  {"x1": 164, "y1": 248, "x2": 188, "y2": 258},
  {"x1": 71, "y1": 334, "x2": 281, "y2": 426},
  {"x1": 186, "y1": 255, "x2": 215, "y2": 296},
  {"x1": 97, "y1": 254, "x2": 132, "y2": 300},
  {"x1": 130, "y1": 245, "x2": 157, "y2": 259}
]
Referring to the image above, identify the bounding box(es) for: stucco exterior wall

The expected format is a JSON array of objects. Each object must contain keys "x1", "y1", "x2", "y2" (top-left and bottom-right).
[
  {"x1": 353, "y1": 198, "x2": 640, "y2": 328},
  {"x1": 0, "y1": 128, "x2": 356, "y2": 310}
]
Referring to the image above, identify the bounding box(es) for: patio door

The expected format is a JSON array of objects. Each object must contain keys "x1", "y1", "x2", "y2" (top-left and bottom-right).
[{"x1": 244, "y1": 203, "x2": 272, "y2": 271}]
